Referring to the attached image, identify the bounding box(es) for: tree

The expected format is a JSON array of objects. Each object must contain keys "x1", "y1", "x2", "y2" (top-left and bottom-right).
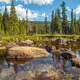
[
  {"x1": 71, "y1": 9, "x2": 74, "y2": 34},
  {"x1": 51, "y1": 10, "x2": 55, "y2": 33},
  {"x1": 0, "y1": 13, "x2": 3, "y2": 34},
  {"x1": 44, "y1": 16, "x2": 49, "y2": 34},
  {"x1": 2, "y1": 6, "x2": 9, "y2": 34},
  {"x1": 61, "y1": 1, "x2": 68, "y2": 34},
  {"x1": 78, "y1": 17, "x2": 80, "y2": 34},
  {"x1": 55, "y1": 9, "x2": 62, "y2": 33},
  {"x1": 51, "y1": 9, "x2": 61, "y2": 34},
  {"x1": 9, "y1": 0, "x2": 19, "y2": 35},
  {"x1": 25, "y1": 10, "x2": 29, "y2": 35},
  {"x1": 73, "y1": 14, "x2": 78, "y2": 34}
]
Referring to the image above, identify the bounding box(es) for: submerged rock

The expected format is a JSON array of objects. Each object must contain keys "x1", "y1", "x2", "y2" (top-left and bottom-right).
[{"x1": 16, "y1": 64, "x2": 60, "y2": 80}]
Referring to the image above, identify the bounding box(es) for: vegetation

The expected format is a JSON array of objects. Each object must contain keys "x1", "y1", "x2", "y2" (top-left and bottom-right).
[{"x1": 0, "y1": 1, "x2": 79, "y2": 37}]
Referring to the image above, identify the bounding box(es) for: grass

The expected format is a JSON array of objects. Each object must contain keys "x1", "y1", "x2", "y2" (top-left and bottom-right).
[{"x1": 0, "y1": 34, "x2": 80, "y2": 41}]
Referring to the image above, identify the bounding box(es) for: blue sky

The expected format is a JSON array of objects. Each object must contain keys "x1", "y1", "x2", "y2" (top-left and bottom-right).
[{"x1": 0, "y1": 0, "x2": 80, "y2": 21}]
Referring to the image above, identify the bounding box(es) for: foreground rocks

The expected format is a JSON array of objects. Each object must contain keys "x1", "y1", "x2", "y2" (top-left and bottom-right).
[
  {"x1": 0, "y1": 64, "x2": 61, "y2": 80},
  {"x1": 8, "y1": 46, "x2": 49, "y2": 59}
]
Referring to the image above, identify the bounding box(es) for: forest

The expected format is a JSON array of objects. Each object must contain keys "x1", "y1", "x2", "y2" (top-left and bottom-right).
[{"x1": 0, "y1": 0, "x2": 80, "y2": 36}]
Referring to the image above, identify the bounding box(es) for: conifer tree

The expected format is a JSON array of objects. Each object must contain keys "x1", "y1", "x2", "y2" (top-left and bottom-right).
[
  {"x1": 9, "y1": 0, "x2": 19, "y2": 35},
  {"x1": 2, "y1": 6, "x2": 9, "y2": 34},
  {"x1": 71, "y1": 9, "x2": 74, "y2": 34},
  {"x1": 0, "y1": 13, "x2": 3, "y2": 34},
  {"x1": 61, "y1": 1, "x2": 68, "y2": 34},
  {"x1": 51, "y1": 11, "x2": 55, "y2": 33}
]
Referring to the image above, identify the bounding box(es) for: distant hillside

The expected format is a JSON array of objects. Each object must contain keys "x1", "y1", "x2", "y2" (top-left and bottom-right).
[{"x1": 30, "y1": 21, "x2": 51, "y2": 25}]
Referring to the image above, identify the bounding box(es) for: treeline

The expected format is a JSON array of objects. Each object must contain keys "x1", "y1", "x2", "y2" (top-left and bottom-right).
[{"x1": 0, "y1": 0, "x2": 80, "y2": 35}]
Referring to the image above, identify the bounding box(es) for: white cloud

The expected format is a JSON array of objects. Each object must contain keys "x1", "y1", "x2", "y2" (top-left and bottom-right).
[
  {"x1": 6, "y1": 4, "x2": 39, "y2": 20},
  {"x1": 0, "y1": 0, "x2": 54, "y2": 5},
  {"x1": 74, "y1": 6, "x2": 80, "y2": 14},
  {"x1": 42, "y1": 13, "x2": 46, "y2": 17},
  {"x1": 23, "y1": 0, "x2": 54, "y2": 5},
  {"x1": 0, "y1": 4, "x2": 50, "y2": 21},
  {"x1": 0, "y1": 0, "x2": 10, "y2": 3},
  {"x1": 67, "y1": 7, "x2": 71, "y2": 12}
]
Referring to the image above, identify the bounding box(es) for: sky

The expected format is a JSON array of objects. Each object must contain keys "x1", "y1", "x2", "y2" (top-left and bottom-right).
[{"x1": 0, "y1": 0, "x2": 80, "y2": 21}]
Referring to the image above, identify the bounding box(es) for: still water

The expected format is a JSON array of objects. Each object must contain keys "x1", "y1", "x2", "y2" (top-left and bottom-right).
[{"x1": 0, "y1": 50, "x2": 80, "y2": 80}]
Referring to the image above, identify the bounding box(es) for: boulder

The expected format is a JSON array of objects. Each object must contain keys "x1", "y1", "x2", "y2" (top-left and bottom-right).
[
  {"x1": 20, "y1": 39, "x2": 34, "y2": 46},
  {"x1": 72, "y1": 58, "x2": 80, "y2": 66},
  {"x1": 8, "y1": 46, "x2": 49, "y2": 59}
]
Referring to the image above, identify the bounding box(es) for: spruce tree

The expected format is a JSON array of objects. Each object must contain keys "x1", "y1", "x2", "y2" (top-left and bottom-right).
[
  {"x1": 56, "y1": 9, "x2": 62, "y2": 33},
  {"x1": 78, "y1": 17, "x2": 80, "y2": 34},
  {"x1": 2, "y1": 6, "x2": 9, "y2": 34},
  {"x1": 51, "y1": 10, "x2": 55, "y2": 33},
  {"x1": 74, "y1": 14, "x2": 78, "y2": 34},
  {"x1": 9, "y1": 0, "x2": 19, "y2": 35},
  {"x1": 44, "y1": 16, "x2": 48, "y2": 34},
  {"x1": 71, "y1": 9, "x2": 74, "y2": 34},
  {"x1": 61, "y1": 1, "x2": 68, "y2": 34},
  {"x1": 0, "y1": 13, "x2": 3, "y2": 34}
]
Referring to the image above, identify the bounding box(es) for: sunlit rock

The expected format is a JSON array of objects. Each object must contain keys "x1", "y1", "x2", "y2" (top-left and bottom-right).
[
  {"x1": 72, "y1": 58, "x2": 80, "y2": 66},
  {"x1": 19, "y1": 39, "x2": 34, "y2": 46},
  {"x1": 8, "y1": 46, "x2": 49, "y2": 59}
]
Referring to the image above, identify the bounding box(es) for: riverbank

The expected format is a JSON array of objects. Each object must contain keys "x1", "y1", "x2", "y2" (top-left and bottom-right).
[{"x1": 0, "y1": 34, "x2": 80, "y2": 41}]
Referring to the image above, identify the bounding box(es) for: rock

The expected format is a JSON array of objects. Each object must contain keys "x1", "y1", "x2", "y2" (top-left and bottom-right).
[
  {"x1": 25, "y1": 64, "x2": 60, "y2": 80},
  {"x1": 8, "y1": 46, "x2": 49, "y2": 59},
  {"x1": 7, "y1": 42, "x2": 18, "y2": 48},
  {"x1": 72, "y1": 58, "x2": 80, "y2": 66},
  {"x1": 20, "y1": 40, "x2": 34, "y2": 46}
]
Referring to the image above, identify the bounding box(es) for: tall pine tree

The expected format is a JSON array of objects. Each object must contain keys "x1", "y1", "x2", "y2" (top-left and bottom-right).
[
  {"x1": 51, "y1": 11, "x2": 55, "y2": 33},
  {"x1": 0, "y1": 13, "x2": 3, "y2": 34},
  {"x1": 71, "y1": 9, "x2": 74, "y2": 34},
  {"x1": 61, "y1": 1, "x2": 68, "y2": 34},
  {"x1": 2, "y1": 6, "x2": 9, "y2": 34},
  {"x1": 9, "y1": 0, "x2": 19, "y2": 35}
]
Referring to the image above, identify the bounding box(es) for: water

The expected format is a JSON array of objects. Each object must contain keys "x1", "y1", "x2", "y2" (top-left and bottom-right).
[
  {"x1": 0, "y1": 54, "x2": 54, "y2": 80},
  {"x1": 0, "y1": 50, "x2": 80, "y2": 80}
]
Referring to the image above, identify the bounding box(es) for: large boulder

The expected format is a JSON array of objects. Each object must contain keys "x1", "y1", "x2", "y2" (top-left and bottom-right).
[{"x1": 8, "y1": 46, "x2": 49, "y2": 59}]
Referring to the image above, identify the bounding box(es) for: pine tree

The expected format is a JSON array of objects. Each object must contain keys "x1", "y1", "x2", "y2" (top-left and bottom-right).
[
  {"x1": 56, "y1": 9, "x2": 62, "y2": 33},
  {"x1": 25, "y1": 10, "x2": 29, "y2": 35},
  {"x1": 2, "y1": 6, "x2": 9, "y2": 34},
  {"x1": 74, "y1": 14, "x2": 78, "y2": 34},
  {"x1": 52, "y1": 9, "x2": 61, "y2": 34},
  {"x1": 61, "y1": 1, "x2": 68, "y2": 34},
  {"x1": 44, "y1": 16, "x2": 48, "y2": 34},
  {"x1": 0, "y1": 13, "x2": 3, "y2": 34},
  {"x1": 51, "y1": 11, "x2": 55, "y2": 33},
  {"x1": 53, "y1": 11, "x2": 58, "y2": 33},
  {"x1": 71, "y1": 9, "x2": 74, "y2": 34},
  {"x1": 9, "y1": 0, "x2": 19, "y2": 35},
  {"x1": 78, "y1": 17, "x2": 80, "y2": 34}
]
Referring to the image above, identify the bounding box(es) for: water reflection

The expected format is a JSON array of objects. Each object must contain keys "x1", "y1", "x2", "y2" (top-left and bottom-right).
[{"x1": 0, "y1": 48, "x2": 80, "y2": 80}]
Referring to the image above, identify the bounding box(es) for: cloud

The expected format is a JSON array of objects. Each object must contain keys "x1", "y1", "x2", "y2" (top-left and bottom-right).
[
  {"x1": 0, "y1": 0, "x2": 54, "y2": 5},
  {"x1": 74, "y1": 6, "x2": 80, "y2": 14},
  {"x1": 6, "y1": 4, "x2": 39, "y2": 20},
  {"x1": 0, "y1": 0, "x2": 11, "y2": 3},
  {"x1": 42, "y1": 12, "x2": 49, "y2": 17},
  {"x1": 67, "y1": 7, "x2": 71, "y2": 12},
  {"x1": 0, "y1": 4, "x2": 50, "y2": 21},
  {"x1": 22, "y1": 0, "x2": 54, "y2": 5}
]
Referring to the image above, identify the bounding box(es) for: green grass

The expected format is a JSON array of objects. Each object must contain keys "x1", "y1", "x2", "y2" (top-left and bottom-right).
[{"x1": 0, "y1": 34, "x2": 80, "y2": 41}]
